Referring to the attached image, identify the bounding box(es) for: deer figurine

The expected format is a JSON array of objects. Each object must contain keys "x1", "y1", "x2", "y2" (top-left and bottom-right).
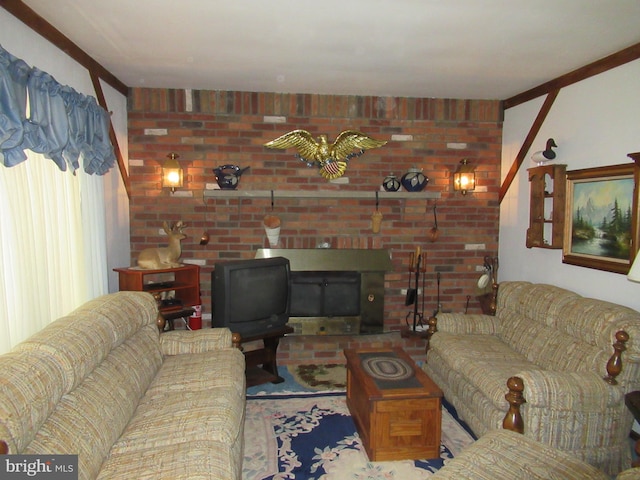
[{"x1": 137, "y1": 221, "x2": 187, "y2": 269}]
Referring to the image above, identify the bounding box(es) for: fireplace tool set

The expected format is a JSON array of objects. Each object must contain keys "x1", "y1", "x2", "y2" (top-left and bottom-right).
[
  {"x1": 405, "y1": 247, "x2": 445, "y2": 332},
  {"x1": 405, "y1": 247, "x2": 428, "y2": 332}
]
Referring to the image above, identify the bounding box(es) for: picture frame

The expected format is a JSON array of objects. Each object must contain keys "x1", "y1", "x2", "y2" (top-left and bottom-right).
[{"x1": 563, "y1": 163, "x2": 638, "y2": 274}]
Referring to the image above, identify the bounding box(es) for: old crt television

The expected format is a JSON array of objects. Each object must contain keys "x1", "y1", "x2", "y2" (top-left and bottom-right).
[{"x1": 212, "y1": 256, "x2": 291, "y2": 337}]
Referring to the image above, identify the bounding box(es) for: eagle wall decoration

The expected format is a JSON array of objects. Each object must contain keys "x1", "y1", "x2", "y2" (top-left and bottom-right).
[{"x1": 264, "y1": 129, "x2": 387, "y2": 179}]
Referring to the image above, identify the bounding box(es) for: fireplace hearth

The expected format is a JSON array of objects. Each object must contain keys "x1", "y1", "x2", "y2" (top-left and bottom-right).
[{"x1": 255, "y1": 248, "x2": 393, "y2": 335}]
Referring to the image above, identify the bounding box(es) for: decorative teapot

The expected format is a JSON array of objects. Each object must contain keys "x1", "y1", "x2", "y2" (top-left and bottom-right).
[
  {"x1": 213, "y1": 165, "x2": 250, "y2": 190},
  {"x1": 401, "y1": 166, "x2": 428, "y2": 192}
]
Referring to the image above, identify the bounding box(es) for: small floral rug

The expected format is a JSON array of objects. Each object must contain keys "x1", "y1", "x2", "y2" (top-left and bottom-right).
[
  {"x1": 242, "y1": 391, "x2": 475, "y2": 480},
  {"x1": 288, "y1": 364, "x2": 347, "y2": 390}
]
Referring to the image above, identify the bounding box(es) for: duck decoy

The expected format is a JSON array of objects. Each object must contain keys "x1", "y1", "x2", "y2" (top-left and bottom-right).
[{"x1": 531, "y1": 138, "x2": 557, "y2": 165}]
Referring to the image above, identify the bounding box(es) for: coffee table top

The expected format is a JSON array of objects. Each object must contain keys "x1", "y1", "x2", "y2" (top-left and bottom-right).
[{"x1": 344, "y1": 347, "x2": 442, "y2": 400}]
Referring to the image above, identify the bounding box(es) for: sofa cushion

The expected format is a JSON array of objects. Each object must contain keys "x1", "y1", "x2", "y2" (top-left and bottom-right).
[
  {"x1": 430, "y1": 429, "x2": 610, "y2": 480},
  {"x1": 150, "y1": 348, "x2": 245, "y2": 396},
  {"x1": 23, "y1": 325, "x2": 162, "y2": 479},
  {"x1": 495, "y1": 282, "x2": 640, "y2": 389},
  {"x1": 424, "y1": 351, "x2": 506, "y2": 436},
  {"x1": 499, "y1": 314, "x2": 609, "y2": 373},
  {"x1": 160, "y1": 328, "x2": 233, "y2": 355},
  {"x1": 495, "y1": 282, "x2": 578, "y2": 330},
  {"x1": 429, "y1": 332, "x2": 534, "y2": 409},
  {"x1": 0, "y1": 292, "x2": 161, "y2": 460},
  {"x1": 0, "y1": 349, "x2": 67, "y2": 453},
  {"x1": 97, "y1": 440, "x2": 242, "y2": 480},
  {"x1": 13, "y1": 292, "x2": 159, "y2": 392},
  {"x1": 109, "y1": 348, "x2": 245, "y2": 453}
]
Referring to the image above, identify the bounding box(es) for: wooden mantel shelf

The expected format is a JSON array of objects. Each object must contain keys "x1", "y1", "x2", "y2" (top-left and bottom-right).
[{"x1": 203, "y1": 189, "x2": 441, "y2": 200}]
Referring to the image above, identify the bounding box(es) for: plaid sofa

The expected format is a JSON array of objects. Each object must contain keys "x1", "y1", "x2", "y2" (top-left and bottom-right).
[
  {"x1": 423, "y1": 281, "x2": 640, "y2": 476},
  {"x1": 0, "y1": 291, "x2": 246, "y2": 479},
  {"x1": 431, "y1": 428, "x2": 640, "y2": 479}
]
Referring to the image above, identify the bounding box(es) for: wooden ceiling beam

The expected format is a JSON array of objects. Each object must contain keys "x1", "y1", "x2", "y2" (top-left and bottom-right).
[
  {"x1": 0, "y1": 0, "x2": 128, "y2": 96},
  {"x1": 90, "y1": 72, "x2": 131, "y2": 198},
  {"x1": 504, "y1": 42, "x2": 640, "y2": 109},
  {"x1": 1, "y1": 0, "x2": 131, "y2": 197},
  {"x1": 499, "y1": 43, "x2": 640, "y2": 203},
  {"x1": 499, "y1": 90, "x2": 558, "y2": 204}
]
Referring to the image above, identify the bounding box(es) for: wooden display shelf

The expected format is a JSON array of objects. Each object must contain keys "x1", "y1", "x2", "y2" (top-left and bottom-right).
[
  {"x1": 526, "y1": 164, "x2": 566, "y2": 249},
  {"x1": 204, "y1": 189, "x2": 440, "y2": 200}
]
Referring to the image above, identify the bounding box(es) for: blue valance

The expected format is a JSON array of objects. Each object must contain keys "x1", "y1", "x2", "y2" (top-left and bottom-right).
[{"x1": 0, "y1": 45, "x2": 115, "y2": 175}]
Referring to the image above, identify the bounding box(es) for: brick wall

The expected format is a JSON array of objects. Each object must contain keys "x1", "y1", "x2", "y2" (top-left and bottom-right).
[{"x1": 127, "y1": 88, "x2": 502, "y2": 364}]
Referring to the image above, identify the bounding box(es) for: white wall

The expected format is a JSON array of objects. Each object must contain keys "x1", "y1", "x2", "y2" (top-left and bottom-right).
[
  {"x1": 500, "y1": 59, "x2": 640, "y2": 311},
  {"x1": 0, "y1": 9, "x2": 130, "y2": 292}
]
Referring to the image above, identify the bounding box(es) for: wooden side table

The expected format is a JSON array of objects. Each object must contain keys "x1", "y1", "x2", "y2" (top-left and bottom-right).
[
  {"x1": 240, "y1": 325, "x2": 293, "y2": 387},
  {"x1": 114, "y1": 264, "x2": 200, "y2": 331}
]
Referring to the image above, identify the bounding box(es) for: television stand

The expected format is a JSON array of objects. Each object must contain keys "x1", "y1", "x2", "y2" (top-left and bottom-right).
[{"x1": 240, "y1": 325, "x2": 294, "y2": 387}]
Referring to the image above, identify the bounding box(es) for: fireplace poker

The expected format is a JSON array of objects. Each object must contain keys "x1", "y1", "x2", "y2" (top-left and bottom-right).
[
  {"x1": 420, "y1": 252, "x2": 427, "y2": 320},
  {"x1": 411, "y1": 252, "x2": 423, "y2": 331},
  {"x1": 405, "y1": 252, "x2": 416, "y2": 306}
]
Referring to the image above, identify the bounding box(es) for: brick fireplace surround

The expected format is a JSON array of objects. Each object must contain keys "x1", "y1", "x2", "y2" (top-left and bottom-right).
[{"x1": 127, "y1": 88, "x2": 502, "y2": 365}]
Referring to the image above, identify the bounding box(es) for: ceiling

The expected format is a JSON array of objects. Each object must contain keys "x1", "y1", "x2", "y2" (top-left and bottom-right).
[{"x1": 15, "y1": 0, "x2": 640, "y2": 100}]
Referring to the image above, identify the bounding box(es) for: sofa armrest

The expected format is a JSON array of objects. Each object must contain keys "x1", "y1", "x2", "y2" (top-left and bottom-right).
[
  {"x1": 517, "y1": 370, "x2": 624, "y2": 410},
  {"x1": 617, "y1": 468, "x2": 640, "y2": 480},
  {"x1": 160, "y1": 327, "x2": 233, "y2": 355},
  {"x1": 432, "y1": 313, "x2": 501, "y2": 336}
]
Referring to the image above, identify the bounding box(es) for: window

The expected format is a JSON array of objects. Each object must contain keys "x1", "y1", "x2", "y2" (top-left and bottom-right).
[{"x1": 0, "y1": 150, "x2": 108, "y2": 353}]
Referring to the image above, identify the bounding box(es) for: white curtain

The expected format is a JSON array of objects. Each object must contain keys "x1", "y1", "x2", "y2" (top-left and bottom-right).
[{"x1": 0, "y1": 150, "x2": 108, "y2": 354}]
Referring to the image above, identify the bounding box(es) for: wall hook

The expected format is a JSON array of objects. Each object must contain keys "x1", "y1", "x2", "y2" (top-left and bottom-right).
[{"x1": 271, "y1": 190, "x2": 275, "y2": 211}]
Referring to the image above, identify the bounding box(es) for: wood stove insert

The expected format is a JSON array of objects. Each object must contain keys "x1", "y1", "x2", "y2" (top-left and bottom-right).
[{"x1": 255, "y1": 248, "x2": 393, "y2": 335}]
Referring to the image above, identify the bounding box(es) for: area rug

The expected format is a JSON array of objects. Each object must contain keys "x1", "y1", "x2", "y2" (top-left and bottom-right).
[
  {"x1": 288, "y1": 364, "x2": 347, "y2": 391},
  {"x1": 242, "y1": 391, "x2": 475, "y2": 480}
]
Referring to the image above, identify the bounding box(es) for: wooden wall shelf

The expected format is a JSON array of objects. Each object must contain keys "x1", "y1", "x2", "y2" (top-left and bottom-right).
[
  {"x1": 526, "y1": 164, "x2": 566, "y2": 249},
  {"x1": 203, "y1": 189, "x2": 441, "y2": 200}
]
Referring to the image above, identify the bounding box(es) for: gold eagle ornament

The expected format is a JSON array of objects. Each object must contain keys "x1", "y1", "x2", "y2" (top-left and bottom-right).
[{"x1": 264, "y1": 129, "x2": 387, "y2": 179}]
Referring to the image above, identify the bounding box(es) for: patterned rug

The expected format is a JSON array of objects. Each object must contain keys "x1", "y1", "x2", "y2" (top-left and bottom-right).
[
  {"x1": 288, "y1": 364, "x2": 347, "y2": 391},
  {"x1": 242, "y1": 391, "x2": 475, "y2": 480}
]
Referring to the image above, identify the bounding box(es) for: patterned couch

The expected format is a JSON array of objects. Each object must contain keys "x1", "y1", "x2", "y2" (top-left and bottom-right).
[
  {"x1": 431, "y1": 428, "x2": 640, "y2": 479},
  {"x1": 423, "y1": 281, "x2": 640, "y2": 475},
  {"x1": 0, "y1": 291, "x2": 246, "y2": 479}
]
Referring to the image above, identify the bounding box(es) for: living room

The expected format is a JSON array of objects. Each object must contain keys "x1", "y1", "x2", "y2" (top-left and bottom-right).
[
  {"x1": 3, "y1": 1, "x2": 640, "y2": 362},
  {"x1": 1, "y1": 2, "x2": 640, "y2": 478}
]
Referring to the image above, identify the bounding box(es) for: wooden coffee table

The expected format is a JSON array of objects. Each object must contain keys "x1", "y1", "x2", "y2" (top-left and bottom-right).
[{"x1": 344, "y1": 347, "x2": 442, "y2": 461}]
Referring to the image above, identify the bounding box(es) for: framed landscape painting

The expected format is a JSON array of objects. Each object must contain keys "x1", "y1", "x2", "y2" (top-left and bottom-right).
[{"x1": 563, "y1": 163, "x2": 638, "y2": 274}]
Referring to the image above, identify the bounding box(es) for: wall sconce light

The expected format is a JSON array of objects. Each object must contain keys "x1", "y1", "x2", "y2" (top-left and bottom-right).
[
  {"x1": 453, "y1": 159, "x2": 476, "y2": 195},
  {"x1": 162, "y1": 152, "x2": 183, "y2": 192}
]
